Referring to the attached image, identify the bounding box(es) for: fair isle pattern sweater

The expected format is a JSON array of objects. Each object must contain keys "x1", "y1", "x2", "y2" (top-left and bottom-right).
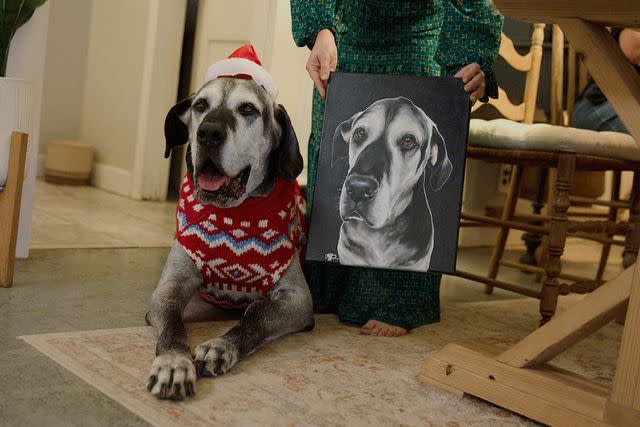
[{"x1": 176, "y1": 174, "x2": 306, "y2": 310}]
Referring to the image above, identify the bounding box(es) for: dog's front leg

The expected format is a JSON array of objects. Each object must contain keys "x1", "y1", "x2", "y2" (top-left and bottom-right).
[
  {"x1": 193, "y1": 255, "x2": 314, "y2": 377},
  {"x1": 147, "y1": 242, "x2": 202, "y2": 400}
]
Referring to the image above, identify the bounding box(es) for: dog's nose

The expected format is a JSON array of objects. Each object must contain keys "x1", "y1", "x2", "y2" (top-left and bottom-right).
[
  {"x1": 197, "y1": 122, "x2": 226, "y2": 146},
  {"x1": 345, "y1": 175, "x2": 378, "y2": 202}
]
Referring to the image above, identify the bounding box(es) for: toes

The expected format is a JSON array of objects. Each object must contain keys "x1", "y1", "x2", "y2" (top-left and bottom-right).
[
  {"x1": 361, "y1": 320, "x2": 408, "y2": 337},
  {"x1": 193, "y1": 339, "x2": 239, "y2": 377},
  {"x1": 195, "y1": 359, "x2": 214, "y2": 377},
  {"x1": 370, "y1": 325, "x2": 382, "y2": 336},
  {"x1": 360, "y1": 320, "x2": 375, "y2": 335},
  {"x1": 148, "y1": 353, "x2": 197, "y2": 400}
]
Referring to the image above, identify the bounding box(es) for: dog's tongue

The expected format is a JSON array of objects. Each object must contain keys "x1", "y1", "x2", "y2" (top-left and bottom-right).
[{"x1": 198, "y1": 170, "x2": 229, "y2": 191}]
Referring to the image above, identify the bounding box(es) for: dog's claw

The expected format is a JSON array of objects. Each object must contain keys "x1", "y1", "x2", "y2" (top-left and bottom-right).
[
  {"x1": 214, "y1": 359, "x2": 224, "y2": 376},
  {"x1": 148, "y1": 352, "x2": 197, "y2": 400},
  {"x1": 160, "y1": 384, "x2": 168, "y2": 399},
  {"x1": 195, "y1": 360, "x2": 213, "y2": 377},
  {"x1": 185, "y1": 381, "x2": 195, "y2": 397},
  {"x1": 147, "y1": 375, "x2": 158, "y2": 391}
]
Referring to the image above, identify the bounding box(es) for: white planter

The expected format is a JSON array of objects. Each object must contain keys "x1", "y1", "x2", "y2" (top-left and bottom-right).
[{"x1": 0, "y1": 77, "x2": 32, "y2": 188}]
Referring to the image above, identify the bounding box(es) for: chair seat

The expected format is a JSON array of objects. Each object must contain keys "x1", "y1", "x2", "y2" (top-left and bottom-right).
[{"x1": 468, "y1": 119, "x2": 640, "y2": 162}]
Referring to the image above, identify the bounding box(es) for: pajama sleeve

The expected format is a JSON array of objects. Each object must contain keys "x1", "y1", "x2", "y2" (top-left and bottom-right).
[
  {"x1": 290, "y1": 0, "x2": 337, "y2": 49},
  {"x1": 436, "y1": 0, "x2": 504, "y2": 101}
]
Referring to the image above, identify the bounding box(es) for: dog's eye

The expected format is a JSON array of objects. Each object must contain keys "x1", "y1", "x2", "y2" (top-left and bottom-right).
[
  {"x1": 192, "y1": 99, "x2": 209, "y2": 113},
  {"x1": 400, "y1": 135, "x2": 418, "y2": 150},
  {"x1": 239, "y1": 103, "x2": 257, "y2": 115},
  {"x1": 353, "y1": 128, "x2": 366, "y2": 142}
]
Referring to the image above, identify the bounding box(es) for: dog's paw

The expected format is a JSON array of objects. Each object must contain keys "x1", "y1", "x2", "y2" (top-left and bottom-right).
[
  {"x1": 147, "y1": 352, "x2": 196, "y2": 400},
  {"x1": 193, "y1": 337, "x2": 239, "y2": 377}
]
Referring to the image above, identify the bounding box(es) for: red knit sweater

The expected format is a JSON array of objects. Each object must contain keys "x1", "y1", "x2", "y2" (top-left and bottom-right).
[{"x1": 176, "y1": 174, "x2": 306, "y2": 309}]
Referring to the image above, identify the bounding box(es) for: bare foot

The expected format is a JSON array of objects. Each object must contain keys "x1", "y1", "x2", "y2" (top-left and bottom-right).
[{"x1": 360, "y1": 320, "x2": 407, "y2": 337}]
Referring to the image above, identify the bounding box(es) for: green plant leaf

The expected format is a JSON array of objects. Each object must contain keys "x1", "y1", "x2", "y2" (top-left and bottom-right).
[
  {"x1": 23, "y1": 0, "x2": 47, "y2": 7},
  {"x1": 0, "y1": 0, "x2": 47, "y2": 76}
]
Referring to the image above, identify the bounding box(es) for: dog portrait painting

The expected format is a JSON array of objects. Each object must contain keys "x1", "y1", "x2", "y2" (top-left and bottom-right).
[{"x1": 306, "y1": 72, "x2": 470, "y2": 274}]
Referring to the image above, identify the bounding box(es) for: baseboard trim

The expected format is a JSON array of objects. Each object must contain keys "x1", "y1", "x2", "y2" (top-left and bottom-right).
[{"x1": 91, "y1": 162, "x2": 131, "y2": 197}]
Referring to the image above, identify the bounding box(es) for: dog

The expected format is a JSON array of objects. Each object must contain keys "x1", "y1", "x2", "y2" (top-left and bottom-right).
[
  {"x1": 146, "y1": 76, "x2": 314, "y2": 400},
  {"x1": 332, "y1": 97, "x2": 452, "y2": 271}
]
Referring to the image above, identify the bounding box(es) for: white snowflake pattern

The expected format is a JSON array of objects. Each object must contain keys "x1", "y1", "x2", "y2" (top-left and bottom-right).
[{"x1": 231, "y1": 229, "x2": 247, "y2": 238}]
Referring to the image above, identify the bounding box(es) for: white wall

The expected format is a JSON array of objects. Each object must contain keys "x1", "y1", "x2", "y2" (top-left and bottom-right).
[
  {"x1": 80, "y1": 0, "x2": 150, "y2": 194},
  {"x1": 39, "y1": 0, "x2": 92, "y2": 168},
  {"x1": 6, "y1": 3, "x2": 51, "y2": 257},
  {"x1": 130, "y1": 0, "x2": 187, "y2": 200},
  {"x1": 268, "y1": 0, "x2": 313, "y2": 183},
  {"x1": 80, "y1": 0, "x2": 185, "y2": 198}
]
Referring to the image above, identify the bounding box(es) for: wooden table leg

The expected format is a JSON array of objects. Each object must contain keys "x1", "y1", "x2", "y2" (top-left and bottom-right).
[{"x1": 420, "y1": 260, "x2": 639, "y2": 425}]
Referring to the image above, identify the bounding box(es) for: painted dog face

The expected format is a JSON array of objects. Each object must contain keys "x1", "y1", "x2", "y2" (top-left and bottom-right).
[
  {"x1": 164, "y1": 78, "x2": 302, "y2": 208},
  {"x1": 334, "y1": 97, "x2": 452, "y2": 228}
]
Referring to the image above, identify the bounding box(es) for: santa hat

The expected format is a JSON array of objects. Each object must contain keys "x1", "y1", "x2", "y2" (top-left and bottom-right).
[{"x1": 204, "y1": 44, "x2": 278, "y2": 100}]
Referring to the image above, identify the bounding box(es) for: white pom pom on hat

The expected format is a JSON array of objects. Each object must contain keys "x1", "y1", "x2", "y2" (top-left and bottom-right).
[{"x1": 204, "y1": 44, "x2": 278, "y2": 100}]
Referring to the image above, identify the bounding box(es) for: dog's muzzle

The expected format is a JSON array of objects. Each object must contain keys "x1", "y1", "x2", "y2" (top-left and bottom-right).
[{"x1": 197, "y1": 121, "x2": 227, "y2": 148}]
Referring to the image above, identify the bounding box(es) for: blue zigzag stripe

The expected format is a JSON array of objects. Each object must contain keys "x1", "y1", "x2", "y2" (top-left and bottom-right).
[
  {"x1": 181, "y1": 223, "x2": 293, "y2": 255},
  {"x1": 177, "y1": 212, "x2": 188, "y2": 229}
]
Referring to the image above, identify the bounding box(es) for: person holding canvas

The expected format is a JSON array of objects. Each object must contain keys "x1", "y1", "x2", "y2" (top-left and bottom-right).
[{"x1": 291, "y1": 0, "x2": 503, "y2": 336}]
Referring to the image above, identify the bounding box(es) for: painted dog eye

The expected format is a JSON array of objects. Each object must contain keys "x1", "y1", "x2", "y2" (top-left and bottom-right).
[
  {"x1": 239, "y1": 103, "x2": 257, "y2": 115},
  {"x1": 353, "y1": 127, "x2": 366, "y2": 142},
  {"x1": 192, "y1": 98, "x2": 209, "y2": 113},
  {"x1": 400, "y1": 134, "x2": 418, "y2": 150}
]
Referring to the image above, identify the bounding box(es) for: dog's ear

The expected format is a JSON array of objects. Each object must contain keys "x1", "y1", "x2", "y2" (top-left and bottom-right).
[
  {"x1": 164, "y1": 95, "x2": 193, "y2": 159},
  {"x1": 428, "y1": 125, "x2": 453, "y2": 191},
  {"x1": 274, "y1": 104, "x2": 303, "y2": 181},
  {"x1": 332, "y1": 112, "x2": 360, "y2": 166}
]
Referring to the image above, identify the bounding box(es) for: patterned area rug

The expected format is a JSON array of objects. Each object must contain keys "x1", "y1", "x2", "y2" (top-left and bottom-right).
[{"x1": 20, "y1": 296, "x2": 621, "y2": 426}]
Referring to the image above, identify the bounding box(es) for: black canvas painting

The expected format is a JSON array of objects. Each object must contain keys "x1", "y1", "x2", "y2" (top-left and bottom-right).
[{"x1": 306, "y1": 72, "x2": 470, "y2": 274}]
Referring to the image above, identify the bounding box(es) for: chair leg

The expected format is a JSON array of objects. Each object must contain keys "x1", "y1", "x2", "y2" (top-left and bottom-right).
[
  {"x1": 520, "y1": 167, "x2": 548, "y2": 266},
  {"x1": 0, "y1": 132, "x2": 29, "y2": 288},
  {"x1": 486, "y1": 164, "x2": 524, "y2": 294},
  {"x1": 622, "y1": 172, "x2": 640, "y2": 269},
  {"x1": 596, "y1": 170, "x2": 621, "y2": 282},
  {"x1": 535, "y1": 169, "x2": 558, "y2": 283},
  {"x1": 540, "y1": 151, "x2": 575, "y2": 325}
]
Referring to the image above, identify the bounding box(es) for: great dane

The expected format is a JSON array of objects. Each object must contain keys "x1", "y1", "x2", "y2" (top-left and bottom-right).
[
  {"x1": 333, "y1": 96, "x2": 452, "y2": 270},
  {"x1": 146, "y1": 77, "x2": 314, "y2": 400}
]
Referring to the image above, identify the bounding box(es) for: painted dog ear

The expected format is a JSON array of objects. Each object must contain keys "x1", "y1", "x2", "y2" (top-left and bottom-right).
[
  {"x1": 428, "y1": 125, "x2": 453, "y2": 191},
  {"x1": 274, "y1": 104, "x2": 303, "y2": 181},
  {"x1": 332, "y1": 112, "x2": 360, "y2": 166},
  {"x1": 164, "y1": 95, "x2": 193, "y2": 159}
]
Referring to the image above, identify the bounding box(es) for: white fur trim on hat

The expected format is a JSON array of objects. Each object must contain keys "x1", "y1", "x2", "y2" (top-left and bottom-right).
[{"x1": 204, "y1": 57, "x2": 278, "y2": 100}]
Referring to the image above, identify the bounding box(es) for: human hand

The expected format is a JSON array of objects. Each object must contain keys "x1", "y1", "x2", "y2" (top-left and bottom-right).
[
  {"x1": 306, "y1": 29, "x2": 337, "y2": 99},
  {"x1": 455, "y1": 63, "x2": 485, "y2": 105}
]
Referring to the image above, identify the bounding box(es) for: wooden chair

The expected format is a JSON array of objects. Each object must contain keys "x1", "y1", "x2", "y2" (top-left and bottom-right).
[
  {"x1": 459, "y1": 26, "x2": 640, "y2": 324},
  {"x1": 470, "y1": 24, "x2": 545, "y2": 125},
  {"x1": 519, "y1": 26, "x2": 614, "y2": 281},
  {"x1": 1, "y1": 132, "x2": 28, "y2": 287}
]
